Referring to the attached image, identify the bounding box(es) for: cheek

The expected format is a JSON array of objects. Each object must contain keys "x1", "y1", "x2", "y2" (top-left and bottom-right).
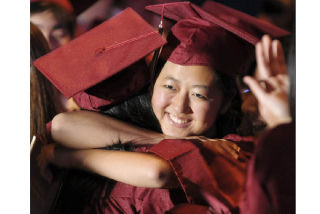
[
  {"x1": 193, "y1": 103, "x2": 213, "y2": 121},
  {"x1": 152, "y1": 88, "x2": 171, "y2": 115},
  {"x1": 192, "y1": 100, "x2": 222, "y2": 126}
]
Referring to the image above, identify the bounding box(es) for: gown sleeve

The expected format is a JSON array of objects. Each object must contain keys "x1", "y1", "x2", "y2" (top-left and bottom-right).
[
  {"x1": 240, "y1": 122, "x2": 295, "y2": 214},
  {"x1": 148, "y1": 138, "x2": 251, "y2": 213}
]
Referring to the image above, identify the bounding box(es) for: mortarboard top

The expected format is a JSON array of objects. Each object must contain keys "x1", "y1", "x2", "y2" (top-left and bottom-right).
[
  {"x1": 145, "y1": 1, "x2": 290, "y2": 76},
  {"x1": 146, "y1": 1, "x2": 290, "y2": 45},
  {"x1": 200, "y1": 1, "x2": 290, "y2": 43},
  {"x1": 34, "y1": 8, "x2": 166, "y2": 102}
]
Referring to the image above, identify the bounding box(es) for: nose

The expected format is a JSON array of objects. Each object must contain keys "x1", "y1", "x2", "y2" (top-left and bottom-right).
[{"x1": 172, "y1": 92, "x2": 192, "y2": 114}]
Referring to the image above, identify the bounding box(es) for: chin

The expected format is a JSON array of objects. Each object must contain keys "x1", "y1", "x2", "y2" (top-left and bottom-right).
[{"x1": 162, "y1": 129, "x2": 190, "y2": 138}]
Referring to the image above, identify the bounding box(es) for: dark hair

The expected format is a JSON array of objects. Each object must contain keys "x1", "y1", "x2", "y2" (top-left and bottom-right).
[
  {"x1": 235, "y1": 59, "x2": 267, "y2": 136},
  {"x1": 101, "y1": 92, "x2": 161, "y2": 132},
  {"x1": 30, "y1": 22, "x2": 63, "y2": 143},
  {"x1": 31, "y1": 1, "x2": 76, "y2": 37},
  {"x1": 214, "y1": 72, "x2": 243, "y2": 137}
]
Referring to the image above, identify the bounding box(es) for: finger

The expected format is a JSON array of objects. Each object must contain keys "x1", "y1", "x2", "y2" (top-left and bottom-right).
[
  {"x1": 243, "y1": 76, "x2": 268, "y2": 102},
  {"x1": 256, "y1": 42, "x2": 272, "y2": 79},
  {"x1": 270, "y1": 40, "x2": 286, "y2": 75},
  {"x1": 262, "y1": 35, "x2": 272, "y2": 64},
  {"x1": 265, "y1": 76, "x2": 282, "y2": 91},
  {"x1": 270, "y1": 40, "x2": 279, "y2": 75},
  {"x1": 274, "y1": 40, "x2": 286, "y2": 66}
]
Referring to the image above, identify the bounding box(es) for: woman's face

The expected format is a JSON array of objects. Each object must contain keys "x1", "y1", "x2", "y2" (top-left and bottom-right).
[
  {"x1": 31, "y1": 11, "x2": 72, "y2": 50},
  {"x1": 152, "y1": 61, "x2": 224, "y2": 137}
]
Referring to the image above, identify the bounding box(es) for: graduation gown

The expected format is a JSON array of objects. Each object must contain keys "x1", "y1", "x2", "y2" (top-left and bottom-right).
[
  {"x1": 240, "y1": 122, "x2": 295, "y2": 214},
  {"x1": 164, "y1": 122, "x2": 295, "y2": 214},
  {"x1": 93, "y1": 137, "x2": 253, "y2": 214}
]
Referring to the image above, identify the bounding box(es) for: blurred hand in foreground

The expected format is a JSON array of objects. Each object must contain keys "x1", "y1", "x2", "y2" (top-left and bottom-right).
[{"x1": 243, "y1": 35, "x2": 292, "y2": 128}]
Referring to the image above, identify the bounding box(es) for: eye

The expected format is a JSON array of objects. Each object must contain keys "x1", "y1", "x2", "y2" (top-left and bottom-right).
[
  {"x1": 163, "y1": 84, "x2": 176, "y2": 91},
  {"x1": 192, "y1": 93, "x2": 209, "y2": 101}
]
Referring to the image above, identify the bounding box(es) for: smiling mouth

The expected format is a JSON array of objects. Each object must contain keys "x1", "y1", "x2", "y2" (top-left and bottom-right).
[{"x1": 166, "y1": 113, "x2": 191, "y2": 128}]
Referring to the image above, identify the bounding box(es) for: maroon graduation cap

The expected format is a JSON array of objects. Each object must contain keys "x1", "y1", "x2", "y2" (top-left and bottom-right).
[
  {"x1": 146, "y1": 1, "x2": 290, "y2": 76},
  {"x1": 34, "y1": 8, "x2": 166, "y2": 110},
  {"x1": 30, "y1": 0, "x2": 74, "y2": 13}
]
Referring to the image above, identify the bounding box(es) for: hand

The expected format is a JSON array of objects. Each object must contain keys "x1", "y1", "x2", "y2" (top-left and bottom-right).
[
  {"x1": 65, "y1": 97, "x2": 81, "y2": 112},
  {"x1": 37, "y1": 143, "x2": 56, "y2": 183},
  {"x1": 185, "y1": 136, "x2": 241, "y2": 159},
  {"x1": 243, "y1": 35, "x2": 292, "y2": 128}
]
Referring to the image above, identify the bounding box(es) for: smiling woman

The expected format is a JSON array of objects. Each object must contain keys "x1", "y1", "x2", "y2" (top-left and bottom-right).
[
  {"x1": 34, "y1": 1, "x2": 290, "y2": 213},
  {"x1": 152, "y1": 58, "x2": 224, "y2": 137}
]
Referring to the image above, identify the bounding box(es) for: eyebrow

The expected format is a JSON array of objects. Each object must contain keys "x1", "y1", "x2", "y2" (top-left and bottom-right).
[
  {"x1": 164, "y1": 76, "x2": 210, "y2": 89},
  {"x1": 164, "y1": 76, "x2": 180, "y2": 83},
  {"x1": 191, "y1": 85, "x2": 210, "y2": 90}
]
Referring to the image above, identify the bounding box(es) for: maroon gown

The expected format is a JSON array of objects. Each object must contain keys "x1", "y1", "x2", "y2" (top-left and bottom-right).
[
  {"x1": 150, "y1": 123, "x2": 295, "y2": 214},
  {"x1": 87, "y1": 137, "x2": 254, "y2": 214},
  {"x1": 240, "y1": 122, "x2": 295, "y2": 214}
]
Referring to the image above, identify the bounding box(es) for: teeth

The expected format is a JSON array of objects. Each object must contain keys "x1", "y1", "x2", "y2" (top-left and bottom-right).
[{"x1": 169, "y1": 114, "x2": 188, "y2": 124}]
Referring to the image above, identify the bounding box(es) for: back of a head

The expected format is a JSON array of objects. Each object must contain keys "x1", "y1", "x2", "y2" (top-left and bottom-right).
[{"x1": 30, "y1": 22, "x2": 63, "y2": 142}]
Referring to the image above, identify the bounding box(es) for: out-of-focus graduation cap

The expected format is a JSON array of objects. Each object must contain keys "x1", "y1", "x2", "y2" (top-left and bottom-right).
[
  {"x1": 34, "y1": 8, "x2": 166, "y2": 110},
  {"x1": 30, "y1": 0, "x2": 74, "y2": 13},
  {"x1": 146, "y1": 1, "x2": 290, "y2": 76}
]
